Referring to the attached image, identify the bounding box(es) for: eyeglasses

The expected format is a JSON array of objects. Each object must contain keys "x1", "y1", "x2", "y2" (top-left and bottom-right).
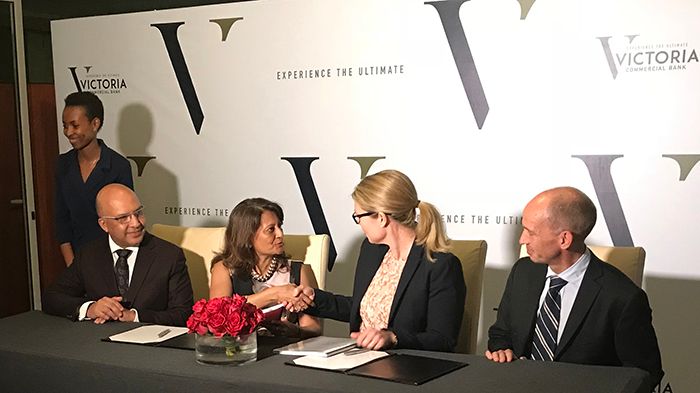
[
  {"x1": 352, "y1": 211, "x2": 376, "y2": 224},
  {"x1": 101, "y1": 206, "x2": 145, "y2": 225}
]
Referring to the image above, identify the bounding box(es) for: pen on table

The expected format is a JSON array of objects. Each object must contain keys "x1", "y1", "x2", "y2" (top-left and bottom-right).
[
  {"x1": 157, "y1": 328, "x2": 171, "y2": 338},
  {"x1": 343, "y1": 346, "x2": 369, "y2": 356}
]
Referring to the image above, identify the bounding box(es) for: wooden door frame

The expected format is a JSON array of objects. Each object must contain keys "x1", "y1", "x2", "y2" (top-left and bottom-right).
[{"x1": 6, "y1": 0, "x2": 41, "y2": 309}]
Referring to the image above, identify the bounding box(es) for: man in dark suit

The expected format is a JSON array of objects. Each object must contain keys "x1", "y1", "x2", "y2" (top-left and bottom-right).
[
  {"x1": 486, "y1": 187, "x2": 663, "y2": 388},
  {"x1": 44, "y1": 184, "x2": 193, "y2": 326}
]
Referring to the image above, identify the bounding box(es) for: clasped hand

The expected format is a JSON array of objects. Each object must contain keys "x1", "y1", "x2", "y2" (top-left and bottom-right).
[
  {"x1": 86, "y1": 296, "x2": 135, "y2": 324},
  {"x1": 277, "y1": 284, "x2": 315, "y2": 312}
]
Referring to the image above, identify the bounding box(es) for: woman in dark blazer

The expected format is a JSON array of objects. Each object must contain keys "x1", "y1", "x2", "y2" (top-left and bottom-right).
[
  {"x1": 307, "y1": 169, "x2": 466, "y2": 352},
  {"x1": 55, "y1": 91, "x2": 133, "y2": 265}
]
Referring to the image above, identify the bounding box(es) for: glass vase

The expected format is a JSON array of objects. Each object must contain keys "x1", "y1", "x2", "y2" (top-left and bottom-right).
[{"x1": 195, "y1": 332, "x2": 257, "y2": 365}]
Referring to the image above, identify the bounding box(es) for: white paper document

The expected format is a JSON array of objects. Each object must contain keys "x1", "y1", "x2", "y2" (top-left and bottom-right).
[
  {"x1": 292, "y1": 350, "x2": 390, "y2": 371},
  {"x1": 274, "y1": 336, "x2": 357, "y2": 357},
  {"x1": 108, "y1": 325, "x2": 189, "y2": 344},
  {"x1": 261, "y1": 303, "x2": 285, "y2": 320}
]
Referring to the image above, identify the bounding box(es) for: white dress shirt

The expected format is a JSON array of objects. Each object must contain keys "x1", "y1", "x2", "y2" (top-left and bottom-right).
[
  {"x1": 537, "y1": 248, "x2": 591, "y2": 342},
  {"x1": 78, "y1": 236, "x2": 141, "y2": 321}
]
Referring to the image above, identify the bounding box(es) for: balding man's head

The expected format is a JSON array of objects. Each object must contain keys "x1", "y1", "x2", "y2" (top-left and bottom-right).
[
  {"x1": 96, "y1": 184, "x2": 145, "y2": 248},
  {"x1": 96, "y1": 184, "x2": 137, "y2": 216},
  {"x1": 537, "y1": 187, "x2": 597, "y2": 239},
  {"x1": 520, "y1": 187, "x2": 596, "y2": 268}
]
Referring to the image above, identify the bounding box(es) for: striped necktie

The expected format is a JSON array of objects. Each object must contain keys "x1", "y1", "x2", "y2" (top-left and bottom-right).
[{"x1": 531, "y1": 276, "x2": 567, "y2": 361}]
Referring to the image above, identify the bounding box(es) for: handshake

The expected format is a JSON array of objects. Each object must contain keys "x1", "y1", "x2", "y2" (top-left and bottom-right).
[{"x1": 276, "y1": 284, "x2": 315, "y2": 312}]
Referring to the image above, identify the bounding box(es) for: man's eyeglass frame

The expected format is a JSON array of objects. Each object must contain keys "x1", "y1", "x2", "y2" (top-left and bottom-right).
[{"x1": 101, "y1": 206, "x2": 145, "y2": 225}]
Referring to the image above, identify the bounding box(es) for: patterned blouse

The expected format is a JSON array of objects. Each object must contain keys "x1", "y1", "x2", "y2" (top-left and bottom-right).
[{"x1": 359, "y1": 250, "x2": 407, "y2": 331}]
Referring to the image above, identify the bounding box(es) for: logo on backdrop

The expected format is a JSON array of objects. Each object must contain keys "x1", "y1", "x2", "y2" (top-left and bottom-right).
[
  {"x1": 597, "y1": 35, "x2": 699, "y2": 79},
  {"x1": 149, "y1": 2, "x2": 541, "y2": 135},
  {"x1": 151, "y1": 18, "x2": 243, "y2": 135},
  {"x1": 420, "y1": 0, "x2": 534, "y2": 128},
  {"x1": 425, "y1": 0, "x2": 489, "y2": 129},
  {"x1": 68, "y1": 66, "x2": 128, "y2": 94}
]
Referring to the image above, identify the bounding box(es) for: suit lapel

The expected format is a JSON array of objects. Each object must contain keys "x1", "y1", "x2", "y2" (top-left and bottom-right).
[
  {"x1": 96, "y1": 236, "x2": 120, "y2": 295},
  {"x1": 520, "y1": 261, "x2": 547, "y2": 352},
  {"x1": 125, "y1": 232, "x2": 155, "y2": 304},
  {"x1": 84, "y1": 140, "x2": 110, "y2": 189},
  {"x1": 555, "y1": 255, "x2": 603, "y2": 359},
  {"x1": 66, "y1": 152, "x2": 91, "y2": 201},
  {"x1": 388, "y1": 243, "x2": 422, "y2": 324}
]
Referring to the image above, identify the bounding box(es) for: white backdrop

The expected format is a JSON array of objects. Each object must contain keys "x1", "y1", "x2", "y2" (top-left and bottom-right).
[{"x1": 52, "y1": 0, "x2": 699, "y2": 390}]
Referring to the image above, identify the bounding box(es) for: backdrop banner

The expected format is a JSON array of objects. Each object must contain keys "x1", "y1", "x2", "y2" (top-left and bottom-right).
[{"x1": 52, "y1": 1, "x2": 698, "y2": 391}]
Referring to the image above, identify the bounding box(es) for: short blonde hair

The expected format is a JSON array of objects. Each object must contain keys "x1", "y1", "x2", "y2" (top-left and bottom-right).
[{"x1": 352, "y1": 169, "x2": 449, "y2": 260}]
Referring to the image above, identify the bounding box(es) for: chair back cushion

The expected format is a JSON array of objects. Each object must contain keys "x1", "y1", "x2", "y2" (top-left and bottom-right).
[
  {"x1": 519, "y1": 244, "x2": 646, "y2": 287},
  {"x1": 450, "y1": 240, "x2": 488, "y2": 354},
  {"x1": 588, "y1": 245, "x2": 645, "y2": 287},
  {"x1": 283, "y1": 234, "x2": 330, "y2": 290},
  {"x1": 151, "y1": 224, "x2": 226, "y2": 301}
]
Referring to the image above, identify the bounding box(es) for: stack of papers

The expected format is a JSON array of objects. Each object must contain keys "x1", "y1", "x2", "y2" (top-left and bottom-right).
[
  {"x1": 273, "y1": 336, "x2": 357, "y2": 357},
  {"x1": 292, "y1": 350, "x2": 390, "y2": 371},
  {"x1": 107, "y1": 325, "x2": 188, "y2": 344}
]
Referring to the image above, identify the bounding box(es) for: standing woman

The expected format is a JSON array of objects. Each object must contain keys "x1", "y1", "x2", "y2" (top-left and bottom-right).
[
  {"x1": 55, "y1": 91, "x2": 133, "y2": 265},
  {"x1": 305, "y1": 169, "x2": 466, "y2": 352},
  {"x1": 209, "y1": 198, "x2": 322, "y2": 338}
]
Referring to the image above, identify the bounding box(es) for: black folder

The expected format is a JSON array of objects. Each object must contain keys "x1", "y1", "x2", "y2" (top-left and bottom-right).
[
  {"x1": 288, "y1": 353, "x2": 468, "y2": 385},
  {"x1": 103, "y1": 332, "x2": 300, "y2": 361}
]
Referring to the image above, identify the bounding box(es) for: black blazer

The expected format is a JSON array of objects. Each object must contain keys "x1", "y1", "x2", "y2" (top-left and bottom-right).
[
  {"x1": 488, "y1": 253, "x2": 663, "y2": 388},
  {"x1": 43, "y1": 232, "x2": 194, "y2": 326},
  {"x1": 310, "y1": 239, "x2": 466, "y2": 352},
  {"x1": 54, "y1": 139, "x2": 133, "y2": 250}
]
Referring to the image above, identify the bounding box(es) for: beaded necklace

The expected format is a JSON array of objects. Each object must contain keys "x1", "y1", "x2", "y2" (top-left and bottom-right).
[{"x1": 251, "y1": 257, "x2": 279, "y2": 282}]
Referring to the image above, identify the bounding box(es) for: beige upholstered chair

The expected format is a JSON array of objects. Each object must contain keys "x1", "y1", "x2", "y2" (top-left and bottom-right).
[
  {"x1": 151, "y1": 224, "x2": 331, "y2": 299},
  {"x1": 151, "y1": 224, "x2": 226, "y2": 301},
  {"x1": 282, "y1": 234, "x2": 330, "y2": 290},
  {"x1": 450, "y1": 240, "x2": 488, "y2": 354},
  {"x1": 519, "y1": 244, "x2": 646, "y2": 287}
]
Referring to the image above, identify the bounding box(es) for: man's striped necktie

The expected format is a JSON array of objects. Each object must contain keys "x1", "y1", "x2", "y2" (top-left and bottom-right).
[{"x1": 531, "y1": 276, "x2": 568, "y2": 361}]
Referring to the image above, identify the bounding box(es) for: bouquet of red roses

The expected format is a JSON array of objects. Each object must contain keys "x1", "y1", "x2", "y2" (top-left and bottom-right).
[{"x1": 186, "y1": 295, "x2": 264, "y2": 337}]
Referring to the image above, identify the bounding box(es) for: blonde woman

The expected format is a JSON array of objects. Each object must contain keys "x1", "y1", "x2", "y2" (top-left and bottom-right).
[{"x1": 303, "y1": 170, "x2": 466, "y2": 351}]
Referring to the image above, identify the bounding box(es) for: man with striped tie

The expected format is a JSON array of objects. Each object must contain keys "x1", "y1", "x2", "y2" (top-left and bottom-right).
[{"x1": 486, "y1": 187, "x2": 663, "y2": 389}]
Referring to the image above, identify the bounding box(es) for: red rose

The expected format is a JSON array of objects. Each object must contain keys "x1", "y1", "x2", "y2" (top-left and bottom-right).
[
  {"x1": 187, "y1": 296, "x2": 263, "y2": 337},
  {"x1": 192, "y1": 299, "x2": 207, "y2": 314},
  {"x1": 254, "y1": 309, "x2": 264, "y2": 324},
  {"x1": 206, "y1": 297, "x2": 224, "y2": 315},
  {"x1": 208, "y1": 312, "x2": 227, "y2": 337},
  {"x1": 226, "y1": 312, "x2": 245, "y2": 337},
  {"x1": 186, "y1": 311, "x2": 209, "y2": 335},
  {"x1": 231, "y1": 294, "x2": 247, "y2": 308},
  {"x1": 224, "y1": 300, "x2": 241, "y2": 317}
]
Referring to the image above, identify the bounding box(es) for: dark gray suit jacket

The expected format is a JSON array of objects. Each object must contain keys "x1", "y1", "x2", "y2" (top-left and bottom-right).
[
  {"x1": 310, "y1": 239, "x2": 466, "y2": 352},
  {"x1": 43, "y1": 232, "x2": 194, "y2": 326},
  {"x1": 488, "y1": 253, "x2": 663, "y2": 388}
]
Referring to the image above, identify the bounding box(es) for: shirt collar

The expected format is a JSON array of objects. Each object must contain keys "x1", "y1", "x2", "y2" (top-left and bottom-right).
[
  {"x1": 546, "y1": 248, "x2": 591, "y2": 282},
  {"x1": 108, "y1": 235, "x2": 139, "y2": 255}
]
